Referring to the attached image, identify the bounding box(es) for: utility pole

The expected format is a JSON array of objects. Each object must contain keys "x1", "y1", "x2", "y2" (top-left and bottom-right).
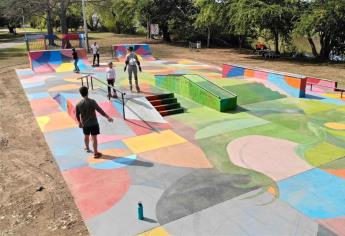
[{"x1": 82, "y1": 0, "x2": 90, "y2": 52}]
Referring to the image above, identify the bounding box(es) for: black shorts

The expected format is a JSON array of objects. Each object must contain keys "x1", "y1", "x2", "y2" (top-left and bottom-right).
[{"x1": 83, "y1": 124, "x2": 100, "y2": 135}]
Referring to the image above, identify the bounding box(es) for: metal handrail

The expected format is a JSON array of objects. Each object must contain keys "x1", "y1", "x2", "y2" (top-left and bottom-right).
[
  {"x1": 77, "y1": 74, "x2": 126, "y2": 120},
  {"x1": 161, "y1": 74, "x2": 222, "y2": 99},
  {"x1": 185, "y1": 74, "x2": 237, "y2": 97}
]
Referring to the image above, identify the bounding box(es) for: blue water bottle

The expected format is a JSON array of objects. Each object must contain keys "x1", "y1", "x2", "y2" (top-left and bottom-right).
[{"x1": 138, "y1": 201, "x2": 144, "y2": 220}]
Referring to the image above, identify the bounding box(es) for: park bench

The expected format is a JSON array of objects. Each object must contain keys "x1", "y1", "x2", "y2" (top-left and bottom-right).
[
  {"x1": 254, "y1": 49, "x2": 279, "y2": 59},
  {"x1": 307, "y1": 77, "x2": 345, "y2": 98},
  {"x1": 189, "y1": 41, "x2": 201, "y2": 51}
]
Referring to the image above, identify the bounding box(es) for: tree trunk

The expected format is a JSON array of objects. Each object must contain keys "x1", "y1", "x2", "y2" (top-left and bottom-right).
[
  {"x1": 207, "y1": 27, "x2": 210, "y2": 48},
  {"x1": 239, "y1": 35, "x2": 244, "y2": 49},
  {"x1": 60, "y1": 9, "x2": 68, "y2": 34},
  {"x1": 161, "y1": 24, "x2": 171, "y2": 42},
  {"x1": 318, "y1": 33, "x2": 332, "y2": 60},
  {"x1": 307, "y1": 35, "x2": 318, "y2": 57},
  {"x1": 274, "y1": 31, "x2": 279, "y2": 54},
  {"x1": 147, "y1": 20, "x2": 150, "y2": 39},
  {"x1": 46, "y1": 7, "x2": 54, "y2": 46}
]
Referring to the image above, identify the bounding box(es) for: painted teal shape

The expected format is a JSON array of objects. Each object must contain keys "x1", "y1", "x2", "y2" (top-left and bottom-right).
[
  {"x1": 195, "y1": 118, "x2": 269, "y2": 140},
  {"x1": 27, "y1": 92, "x2": 50, "y2": 100},
  {"x1": 90, "y1": 154, "x2": 137, "y2": 169},
  {"x1": 278, "y1": 168, "x2": 345, "y2": 219}
]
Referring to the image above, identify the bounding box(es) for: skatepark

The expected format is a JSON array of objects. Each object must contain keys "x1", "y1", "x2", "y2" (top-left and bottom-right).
[{"x1": 12, "y1": 35, "x2": 345, "y2": 236}]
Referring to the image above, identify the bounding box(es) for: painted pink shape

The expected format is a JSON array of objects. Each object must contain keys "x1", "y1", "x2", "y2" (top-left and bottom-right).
[
  {"x1": 318, "y1": 217, "x2": 345, "y2": 235},
  {"x1": 227, "y1": 135, "x2": 313, "y2": 181},
  {"x1": 62, "y1": 166, "x2": 130, "y2": 220},
  {"x1": 98, "y1": 134, "x2": 131, "y2": 144},
  {"x1": 98, "y1": 101, "x2": 120, "y2": 118},
  {"x1": 254, "y1": 71, "x2": 268, "y2": 80}
]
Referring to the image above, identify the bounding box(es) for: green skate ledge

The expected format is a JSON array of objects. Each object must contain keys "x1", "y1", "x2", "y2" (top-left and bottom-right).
[{"x1": 155, "y1": 74, "x2": 237, "y2": 112}]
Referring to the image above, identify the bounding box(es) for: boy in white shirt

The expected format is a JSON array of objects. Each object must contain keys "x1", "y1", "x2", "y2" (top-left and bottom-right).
[
  {"x1": 91, "y1": 42, "x2": 100, "y2": 67},
  {"x1": 106, "y1": 62, "x2": 117, "y2": 98}
]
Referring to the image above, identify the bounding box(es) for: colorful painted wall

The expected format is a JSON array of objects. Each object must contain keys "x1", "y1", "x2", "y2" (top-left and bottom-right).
[
  {"x1": 28, "y1": 49, "x2": 91, "y2": 73},
  {"x1": 306, "y1": 77, "x2": 338, "y2": 91},
  {"x1": 112, "y1": 44, "x2": 156, "y2": 62},
  {"x1": 155, "y1": 74, "x2": 237, "y2": 111},
  {"x1": 222, "y1": 64, "x2": 307, "y2": 98}
]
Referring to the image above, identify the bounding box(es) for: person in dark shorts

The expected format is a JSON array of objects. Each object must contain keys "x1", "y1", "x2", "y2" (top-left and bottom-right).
[
  {"x1": 72, "y1": 48, "x2": 80, "y2": 73},
  {"x1": 76, "y1": 86, "x2": 113, "y2": 158},
  {"x1": 124, "y1": 46, "x2": 142, "y2": 92}
]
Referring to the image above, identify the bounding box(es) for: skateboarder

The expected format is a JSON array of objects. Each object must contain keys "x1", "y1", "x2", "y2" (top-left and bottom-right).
[
  {"x1": 91, "y1": 42, "x2": 100, "y2": 67},
  {"x1": 106, "y1": 62, "x2": 118, "y2": 98},
  {"x1": 72, "y1": 48, "x2": 80, "y2": 73},
  {"x1": 76, "y1": 86, "x2": 113, "y2": 158},
  {"x1": 124, "y1": 47, "x2": 142, "y2": 92}
]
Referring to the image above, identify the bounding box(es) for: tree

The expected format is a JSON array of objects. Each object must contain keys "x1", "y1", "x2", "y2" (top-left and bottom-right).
[
  {"x1": 294, "y1": 0, "x2": 345, "y2": 59},
  {"x1": 194, "y1": 0, "x2": 228, "y2": 48},
  {"x1": 231, "y1": 0, "x2": 296, "y2": 53}
]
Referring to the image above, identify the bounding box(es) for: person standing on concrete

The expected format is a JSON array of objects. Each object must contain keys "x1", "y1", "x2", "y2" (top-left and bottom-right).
[
  {"x1": 72, "y1": 48, "x2": 80, "y2": 73},
  {"x1": 76, "y1": 86, "x2": 113, "y2": 158},
  {"x1": 91, "y1": 42, "x2": 100, "y2": 67},
  {"x1": 106, "y1": 62, "x2": 118, "y2": 99},
  {"x1": 124, "y1": 47, "x2": 142, "y2": 92}
]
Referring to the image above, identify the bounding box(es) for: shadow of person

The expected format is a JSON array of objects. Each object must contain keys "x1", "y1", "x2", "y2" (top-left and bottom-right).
[
  {"x1": 97, "y1": 155, "x2": 154, "y2": 168},
  {"x1": 142, "y1": 217, "x2": 157, "y2": 223}
]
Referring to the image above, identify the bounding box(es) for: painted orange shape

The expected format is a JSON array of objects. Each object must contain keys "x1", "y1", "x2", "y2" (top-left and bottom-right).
[{"x1": 140, "y1": 142, "x2": 212, "y2": 169}]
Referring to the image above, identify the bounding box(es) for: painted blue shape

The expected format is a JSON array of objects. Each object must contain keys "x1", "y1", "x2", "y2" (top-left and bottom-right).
[
  {"x1": 90, "y1": 154, "x2": 137, "y2": 170},
  {"x1": 59, "y1": 92, "x2": 80, "y2": 99},
  {"x1": 44, "y1": 128, "x2": 89, "y2": 171},
  {"x1": 267, "y1": 73, "x2": 302, "y2": 97},
  {"x1": 112, "y1": 100, "x2": 124, "y2": 116},
  {"x1": 53, "y1": 93, "x2": 68, "y2": 111},
  {"x1": 16, "y1": 69, "x2": 35, "y2": 76},
  {"x1": 174, "y1": 70, "x2": 189, "y2": 74},
  {"x1": 22, "y1": 81, "x2": 45, "y2": 89},
  {"x1": 27, "y1": 92, "x2": 50, "y2": 100},
  {"x1": 99, "y1": 140, "x2": 128, "y2": 150},
  {"x1": 227, "y1": 67, "x2": 245, "y2": 77},
  {"x1": 278, "y1": 168, "x2": 345, "y2": 219}
]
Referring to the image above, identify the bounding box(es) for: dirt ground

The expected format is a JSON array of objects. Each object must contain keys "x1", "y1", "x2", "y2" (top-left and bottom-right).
[{"x1": 0, "y1": 32, "x2": 344, "y2": 236}]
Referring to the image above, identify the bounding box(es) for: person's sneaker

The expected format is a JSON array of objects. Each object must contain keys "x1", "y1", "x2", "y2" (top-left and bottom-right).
[{"x1": 136, "y1": 87, "x2": 141, "y2": 93}]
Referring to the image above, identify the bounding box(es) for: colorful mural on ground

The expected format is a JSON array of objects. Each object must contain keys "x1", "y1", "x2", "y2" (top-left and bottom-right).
[
  {"x1": 112, "y1": 44, "x2": 156, "y2": 62},
  {"x1": 28, "y1": 49, "x2": 91, "y2": 73},
  {"x1": 15, "y1": 50, "x2": 345, "y2": 235}
]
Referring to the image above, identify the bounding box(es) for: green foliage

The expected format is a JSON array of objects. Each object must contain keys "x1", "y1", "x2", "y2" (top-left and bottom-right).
[{"x1": 294, "y1": 0, "x2": 345, "y2": 59}]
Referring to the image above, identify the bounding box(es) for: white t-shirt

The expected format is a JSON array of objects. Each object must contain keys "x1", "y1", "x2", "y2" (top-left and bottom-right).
[
  {"x1": 106, "y1": 68, "x2": 116, "y2": 80},
  {"x1": 91, "y1": 44, "x2": 99, "y2": 55}
]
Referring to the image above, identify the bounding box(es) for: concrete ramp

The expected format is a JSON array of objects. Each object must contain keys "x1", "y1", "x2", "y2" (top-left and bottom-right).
[
  {"x1": 112, "y1": 44, "x2": 156, "y2": 62},
  {"x1": 155, "y1": 74, "x2": 237, "y2": 112},
  {"x1": 29, "y1": 49, "x2": 91, "y2": 73}
]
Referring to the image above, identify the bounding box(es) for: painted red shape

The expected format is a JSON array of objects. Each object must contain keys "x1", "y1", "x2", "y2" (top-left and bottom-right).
[
  {"x1": 62, "y1": 166, "x2": 130, "y2": 220},
  {"x1": 30, "y1": 97, "x2": 61, "y2": 116},
  {"x1": 125, "y1": 119, "x2": 172, "y2": 135},
  {"x1": 98, "y1": 102, "x2": 120, "y2": 118},
  {"x1": 318, "y1": 217, "x2": 345, "y2": 236}
]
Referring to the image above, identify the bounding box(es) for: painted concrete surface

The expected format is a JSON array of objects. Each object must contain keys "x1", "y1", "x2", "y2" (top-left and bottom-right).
[
  {"x1": 227, "y1": 135, "x2": 313, "y2": 181},
  {"x1": 162, "y1": 190, "x2": 322, "y2": 236},
  {"x1": 15, "y1": 54, "x2": 345, "y2": 235}
]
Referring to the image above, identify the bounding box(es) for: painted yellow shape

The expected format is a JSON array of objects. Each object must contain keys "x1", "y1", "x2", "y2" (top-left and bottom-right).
[
  {"x1": 55, "y1": 63, "x2": 74, "y2": 72},
  {"x1": 48, "y1": 84, "x2": 80, "y2": 92},
  {"x1": 63, "y1": 77, "x2": 81, "y2": 83},
  {"x1": 324, "y1": 122, "x2": 345, "y2": 130},
  {"x1": 267, "y1": 187, "x2": 277, "y2": 197},
  {"x1": 137, "y1": 227, "x2": 170, "y2": 236},
  {"x1": 36, "y1": 116, "x2": 50, "y2": 131},
  {"x1": 123, "y1": 130, "x2": 187, "y2": 154}
]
